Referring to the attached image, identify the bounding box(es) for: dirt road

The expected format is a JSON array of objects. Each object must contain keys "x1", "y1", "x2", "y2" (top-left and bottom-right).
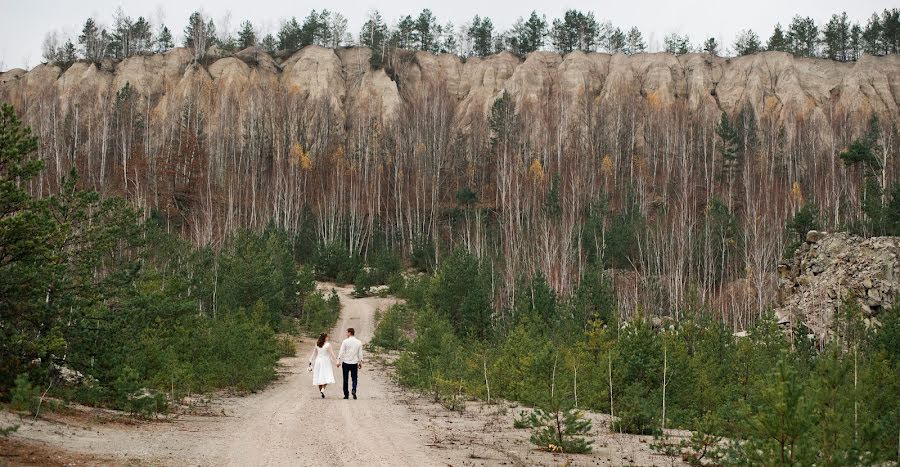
[{"x1": 2, "y1": 287, "x2": 444, "y2": 466}]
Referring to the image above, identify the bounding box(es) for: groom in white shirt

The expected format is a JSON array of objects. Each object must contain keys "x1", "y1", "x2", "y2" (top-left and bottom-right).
[{"x1": 337, "y1": 327, "x2": 363, "y2": 399}]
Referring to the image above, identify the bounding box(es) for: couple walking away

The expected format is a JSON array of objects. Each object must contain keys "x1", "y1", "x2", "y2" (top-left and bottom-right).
[{"x1": 308, "y1": 328, "x2": 363, "y2": 399}]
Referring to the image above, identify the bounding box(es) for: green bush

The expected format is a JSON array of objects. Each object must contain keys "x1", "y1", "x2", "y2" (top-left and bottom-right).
[
  {"x1": 519, "y1": 407, "x2": 594, "y2": 454},
  {"x1": 371, "y1": 304, "x2": 415, "y2": 350},
  {"x1": 300, "y1": 289, "x2": 341, "y2": 336},
  {"x1": 10, "y1": 374, "x2": 41, "y2": 415},
  {"x1": 276, "y1": 335, "x2": 297, "y2": 357},
  {"x1": 352, "y1": 269, "x2": 374, "y2": 298},
  {"x1": 313, "y1": 243, "x2": 361, "y2": 283},
  {"x1": 368, "y1": 249, "x2": 403, "y2": 284}
]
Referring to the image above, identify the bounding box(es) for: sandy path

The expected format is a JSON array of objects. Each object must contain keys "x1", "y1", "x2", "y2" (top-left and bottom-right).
[
  {"x1": 2, "y1": 287, "x2": 444, "y2": 467},
  {"x1": 221, "y1": 286, "x2": 438, "y2": 466}
]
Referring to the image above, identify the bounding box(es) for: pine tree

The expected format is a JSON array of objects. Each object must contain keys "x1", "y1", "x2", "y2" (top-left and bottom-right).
[
  {"x1": 155, "y1": 26, "x2": 173, "y2": 52},
  {"x1": 787, "y1": 15, "x2": 819, "y2": 57},
  {"x1": 237, "y1": 20, "x2": 256, "y2": 49},
  {"x1": 624, "y1": 27, "x2": 645, "y2": 54},
  {"x1": 734, "y1": 29, "x2": 761, "y2": 56},
  {"x1": 663, "y1": 33, "x2": 691, "y2": 54},
  {"x1": 277, "y1": 17, "x2": 302, "y2": 51},
  {"x1": 783, "y1": 203, "x2": 819, "y2": 258},
  {"x1": 728, "y1": 358, "x2": 815, "y2": 465},
  {"x1": 607, "y1": 28, "x2": 626, "y2": 53},
  {"x1": 862, "y1": 13, "x2": 883, "y2": 55},
  {"x1": 413, "y1": 9, "x2": 440, "y2": 53},
  {"x1": 261, "y1": 34, "x2": 277, "y2": 53},
  {"x1": 59, "y1": 40, "x2": 77, "y2": 63},
  {"x1": 440, "y1": 22, "x2": 458, "y2": 54},
  {"x1": 183, "y1": 12, "x2": 216, "y2": 60},
  {"x1": 823, "y1": 12, "x2": 852, "y2": 61},
  {"x1": 0, "y1": 104, "x2": 49, "y2": 392},
  {"x1": 468, "y1": 15, "x2": 495, "y2": 57},
  {"x1": 79, "y1": 18, "x2": 110, "y2": 62},
  {"x1": 550, "y1": 10, "x2": 599, "y2": 54},
  {"x1": 522, "y1": 407, "x2": 594, "y2": 453},
  {"x1": 702, "y1": 37, "x2": 719, "y2": 55},
  {"x1": 361, "y1": 11, "x2": 388, "y2": 67},
  {"x1": 767, "y1": 23, "x2": 789, "y2": 51},
  {"x1": 509, "y1": 11, "x2": 546, "y2": 56}
]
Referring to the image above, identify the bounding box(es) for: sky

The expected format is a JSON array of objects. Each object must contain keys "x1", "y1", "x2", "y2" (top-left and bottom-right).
[{"x1": 0, "y1": 0, "x2": 890, "y2": 71}]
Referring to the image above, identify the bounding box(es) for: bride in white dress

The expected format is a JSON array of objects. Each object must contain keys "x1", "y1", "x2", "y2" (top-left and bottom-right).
[{"x1": 308, "y1": 333, "x2": 337, "y2": 398}]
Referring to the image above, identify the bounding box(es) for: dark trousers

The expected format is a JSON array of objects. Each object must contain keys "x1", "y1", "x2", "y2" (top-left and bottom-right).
[{"x1": 342, "y1": 363, "x2": 358, "y2": 396}]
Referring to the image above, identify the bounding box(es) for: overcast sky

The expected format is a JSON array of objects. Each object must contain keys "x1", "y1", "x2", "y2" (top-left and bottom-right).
[{"x1": 0, "y1": 0, "x2": 890, "y2": 71}]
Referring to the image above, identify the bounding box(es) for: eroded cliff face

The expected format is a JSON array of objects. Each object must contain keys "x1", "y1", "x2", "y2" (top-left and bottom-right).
[{"x1": 2, "y1": 46, "x2": 898, "y2": 131}]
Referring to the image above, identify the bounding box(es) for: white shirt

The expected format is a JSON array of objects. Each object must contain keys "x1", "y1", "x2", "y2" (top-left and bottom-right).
[{"x1": 338, "y1": 336, "x2": 364, "y2": 365}]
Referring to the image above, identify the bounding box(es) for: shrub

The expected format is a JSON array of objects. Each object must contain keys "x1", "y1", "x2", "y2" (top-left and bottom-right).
[
  {"x1": 276, "y1": 336, "x2": 297, "y2": 357},
  {"x1": 519, "y1": 407, "x2": 594, "y2": 454},
  {"x1": 313, "y1": 243, "x2": 361, "y2": 283},
  {"x1": 371, "y1": 304, "x2": 414, "y2": 350},
  {"x1": 10, "y1": 374, "x2": 41, "y2": 415},
  {"x1": 352, "y1": 269, "x2": 374, "y2": 298},
  {"x1": 300, "y1": 289, "x2": 341, "y2": 336}
]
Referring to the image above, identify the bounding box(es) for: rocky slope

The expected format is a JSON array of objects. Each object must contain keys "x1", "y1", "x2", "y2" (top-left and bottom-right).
[
  {"x1": 776, "y1": 231, "x2": 899, "y2": 338},
  {"x1": 1, "y1": 46, "x2": 898, "y2": 129}
]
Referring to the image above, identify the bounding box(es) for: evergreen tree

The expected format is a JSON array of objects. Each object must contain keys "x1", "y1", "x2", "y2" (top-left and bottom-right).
[
  {"x1": 429, "y1": 250, "x2": 493, "y2": 338},
  {"x1": 78, "y1": 18, "x2": 110, "y2": 62},
  {"x1": 299, "y1": 10, "x2": 331, "y2": 47},
  {"x1": 277, "y1": 17, "x2": 302, "y2": 51},
  {"x1": 862, "y1": 13, "x2": 883, "y2": 55},
  {"x1": 155, "y1": 26, "x2": 174, "y2": 52},
  {"x1": 440, "y1": 22, "x2": 458, "y2": 54},
  {"x1": 728, "y1": 358, "x2": 815, "y2": 465},
  {"x1": 0, "y1": 104, "x2": 49, "y2": 391},
  {"x1": 702, "y1": 37, "x2": 719, "y2": 55},
  {"x1": 624, "y1": 27, "x2": 645, "y2": 54},
  {"x1": 361, "y1": 11, "x2": 388, "y2": 67},
  {"x1": 394, "y1": 15, "x2": 416, "y2": 50},
  {"x1": 607, "y1": 27, "x2": 626, "y2": 53},
  {"x1": 823, "y1": 12, "x2": 852, "y2": 61},
  {"x1": 109, "y1": 7, "x2": 134, "y2": 59},
  {"x1": 183, "y1": 12, "x2": 216, "y2": 60},
  {"x1": 413, "y1": 9, "x2": 440, "y2": 53},
  {"x1": 58, "y1": 40, "x2": 77, "y2": 64},
  {"x1": 663, "y1": 33, "x2": 691, "y2": 54},
  {"x1": 767, "y1": 23, "x2": 789, "y2": 52},
  {"x1": 849, "y1": 24, "x2": 863, "y2": 60},
  {"x1": 550, "y1": 10, "x2": 599, "y2": 54},
  {"x1": 881, "y1": 8, "x2": 900, "y2": 54},
  {"x1": 733, "y1": 29, "x2": 761, "y2": 56},
  {"x1": 509, "y1": 11, "x2": 546, "y2": 56},
  {"x1": 787, "y1": 15, "x2": 819, "y2": 57},
  {"x1": 468, "y1": 15, "x2": 495, "y2": 57},
  {"x1": 522, "y1": 408, "x2": 594, "y2": 453},
  {"x1": 260, "y1": 34, "x2": 277, "y2": 53},
  {"x1": 237, "y1": 20, "x2": 256, "y2": 49}
]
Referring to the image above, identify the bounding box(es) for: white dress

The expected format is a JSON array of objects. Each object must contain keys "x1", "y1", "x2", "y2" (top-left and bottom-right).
[{"x1": 310, "y1": 343, "x2": 336, "y2": 385}]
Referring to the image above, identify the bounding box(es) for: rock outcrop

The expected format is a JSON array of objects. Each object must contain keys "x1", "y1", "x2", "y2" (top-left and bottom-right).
[{"x1": 776, "y1": 231, "x2": 899, "y2": 338}]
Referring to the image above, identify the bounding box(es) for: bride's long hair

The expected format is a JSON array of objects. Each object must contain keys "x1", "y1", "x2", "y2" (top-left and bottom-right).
[{"x1": 316, "y1": 333, "x2": 327, "y2": 348}]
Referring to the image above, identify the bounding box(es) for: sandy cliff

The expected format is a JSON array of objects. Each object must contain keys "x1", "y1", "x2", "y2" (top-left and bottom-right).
[{"x1": 2, "y1": 46, "x2": 898, "y2": 129}]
